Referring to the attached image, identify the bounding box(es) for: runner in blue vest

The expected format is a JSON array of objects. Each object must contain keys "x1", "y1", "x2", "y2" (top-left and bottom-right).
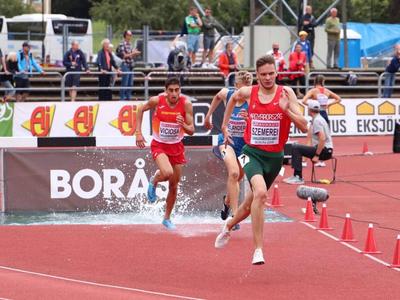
[{"x1": 205, "y1": 71, "x2": 253, "y2": 226}]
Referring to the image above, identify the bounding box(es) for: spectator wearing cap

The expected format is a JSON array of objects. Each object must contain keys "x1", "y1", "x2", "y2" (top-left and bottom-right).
[
  {"x1": 283, "y1": 100, "x2": 333, "y2": 185},
  {"x1": 299, "y1": 5, "x2": 317, "y2": 67},
  {"x1": 266, "y1": 43, "x2": 286, "y2": 83},
  {"x1": 96, "y1": 39, "x2": 120, "y2": 101},
  {"x1": 292, "y1": 31, "x2": 312, "y2": 70},
  {"x1": 325, "y1": 8, "x2": 341, "y2": 69},
  {"x1": 116, "y1": 30, "x2": 141, "y2": 100},
  {"x1": 63, "y1": 40, "x2": 90, "y2": 102},
  {"x1": 15, "y1": 41, "x2": 45, "y2": 102}
]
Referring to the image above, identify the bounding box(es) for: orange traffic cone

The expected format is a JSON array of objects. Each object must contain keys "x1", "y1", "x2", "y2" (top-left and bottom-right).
[
  {"x1": 340, "y1": 213, "x2": 357, "y2": 242},
  {"x1": 390, "y1": 235, "x2": 400, "y2": 268},
  {"x1": 271, "y1": 184, "x2": 283, "y2": 207},
  {"x1": 361, "y1": 223, "x2": 382, "y2": 254},
  {"x1": 362, "y1": 142, "x2": 373, "y2": 155},
  {"x1": 304, "y1": 197, "x2": 316, "y2": 222},
  {"x1": 317, "y1": 203, "x2": 333, "y2": 230}
]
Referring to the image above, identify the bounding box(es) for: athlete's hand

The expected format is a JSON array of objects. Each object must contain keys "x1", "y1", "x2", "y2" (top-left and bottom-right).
[
  {"x1": 204, "y1": 114, "x2": 213, "y2": 130},
  {"x1": 176, "y1": 114, "x2": 186, "y2": 128},
  {"x1": 222, "y1": 126, "x2": 233, "y2": 146},
  {"x1": 279, "y1": 88, "x2": 290, "y2": 112},
  {"x1": 135, "y1": 132, "x2": 146, "y2": 148}
]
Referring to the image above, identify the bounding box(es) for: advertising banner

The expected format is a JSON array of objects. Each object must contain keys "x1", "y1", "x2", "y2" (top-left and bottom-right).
[
  {"x1": 10, "y1": 101, "x2": 150, "y2": 137},
  {"x1": 3, "y1": 148, "x2": 226, "y2": 213}
]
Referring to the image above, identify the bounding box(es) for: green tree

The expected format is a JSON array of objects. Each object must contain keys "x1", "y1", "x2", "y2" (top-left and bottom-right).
[{"x1": 0, "y1": 0, "x2": 33, "y2": 17}]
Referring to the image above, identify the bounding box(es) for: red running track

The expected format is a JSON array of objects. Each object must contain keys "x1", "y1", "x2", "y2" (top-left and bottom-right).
[{"x1": 0, "y1": 135, "x2": 399, "y2": 299}]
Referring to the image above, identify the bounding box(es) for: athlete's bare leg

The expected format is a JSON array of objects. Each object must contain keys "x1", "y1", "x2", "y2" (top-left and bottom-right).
[
  {"x1": 226, "y1": 188, "x2": 253, "y2": 230},
  {"x1": 248, "y1": 174, "x2": 268, "y2": 249},
  {"x1": 164, "y1": 164, "x2": 182, "y2": 220},
  {"x1": 152, "y1": 153, "x2": 174, "y2": 185},
  {"x1": 219, "y1": 145, "x2": 243, "y2": 216}
]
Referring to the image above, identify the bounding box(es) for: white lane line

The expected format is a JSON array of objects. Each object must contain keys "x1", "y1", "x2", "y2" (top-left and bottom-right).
[
  {"x1": 0, "y1": 297, "x2": 13, "y2": 300},
  {"x1": 300, "y1": 222, "x2": 400, "y2": 272},
  {"x1": 0, "y1": 265, "x2": 205, "y2": 300}
]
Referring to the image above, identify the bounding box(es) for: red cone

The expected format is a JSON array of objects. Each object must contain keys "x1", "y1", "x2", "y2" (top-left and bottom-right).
[
  {"x1": 340, "y1": 213, "x2": 357, "y2": 242},
  {"x1": 271, "y1": 184, "x2": 283, "y2": 207},
  {"x1": 317, "y1": 203, "x2": 333, "y2": 230},
  {"x1": 304, "y1": 197, "x2": 316, "y2": 222},
  {"x1": 362, "y1": 223, "x2": 382, "y2": 254},
  {"x1": 390, "y1": 235, "x2": 400, "y2": 268},
  {"x1": 362, "y1": 142, "x2": 373, "y2": 155}
]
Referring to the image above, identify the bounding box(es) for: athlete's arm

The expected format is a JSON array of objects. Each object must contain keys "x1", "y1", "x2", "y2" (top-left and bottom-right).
[
  {"x1": 177, "y1": 100, "x2": 195, "y2": 136},
  {"x1": 312, "y1": 130, "x2": 326, "y2": 163},
  {"x1": 280, "y1": 87, "x2": 308, "y2": 133},
  {"x1": 302, "y1": 88, "x2": 314, "y2": 105},
  {"x1": 135, "y1": 96, "x2": 159, "y2": 148},
  {"x1": 221, "y1": 86, "x2": 251, "y2": 144},
  {"x1": 327, "y1": 89, "x2": 341, "y2": 107},
  {"x1": 205, "y1": 88, "x2": 229, "y2": 130}
]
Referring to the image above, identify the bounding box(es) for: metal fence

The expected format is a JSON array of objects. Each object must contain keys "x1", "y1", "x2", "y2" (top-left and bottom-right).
[{"x1": 1, "y1": 70, "x2": 399, "y2": 102}]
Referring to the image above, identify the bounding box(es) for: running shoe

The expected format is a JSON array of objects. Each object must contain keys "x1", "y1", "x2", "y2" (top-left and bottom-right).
[
  {"x1": 147, "y1": 176, "x2": 157, "y2": 203},
  {"x1": 162, "y1": 219, "x2": 176, "y2": 230},
  {"x1": 283, "y1": 175, "x2": 305, "y2": 185},
  {"x1": 215, "y1": 217, "x2": 232, "y2": 248},
  {"x1": 315, "y1": 161, "x2": 326, "y2": 167},
  {"x1": 312, "y1": 200, "x2": 320, "y2": 215},
  {"x1": 252, "y1": 248, "x2": 265, "y2": 265},
  {"x1": 302, "y1": 161, "x2": 307, "y2": 167},
  {"x1": 220, "y1": 195, "x2": 230, "y2": 220}
]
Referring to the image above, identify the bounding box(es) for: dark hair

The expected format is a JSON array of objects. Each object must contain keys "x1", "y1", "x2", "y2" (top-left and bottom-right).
[
  {"x1": 165, "y1": 77, "x2": 181, "y2": 88},
  {"x1": 256, "y1": 55, "x2": 276, "y2": 70},
  {"x1": 123, "y1": 30, "x2": 132, "y2": 38},
  {"x1": 225, "y1": 42, "x2": 233, "y2": 50},
  {"x1": 314, "y1": 74, "x2": 325, "y2": 86}
]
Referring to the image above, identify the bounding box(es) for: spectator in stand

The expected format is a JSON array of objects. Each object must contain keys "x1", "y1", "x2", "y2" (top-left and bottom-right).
[
  {"x1": 383, "y1": 44, "x2": 400, "y2": 98},
  {"x1": 325, "y1": 8, "x2": 341, "y2": 69},
  {"x1": 0, "y1": 48, "x2": 16, "y2": 102},
  {"x1": 15, "y1": 41, "x2": 45, "y2": 102},
  {"x1": 117, "y1": 30, "x2": 141, "y2": 101},
  {"x1": 96, "y1": 39, "x2": 120, "y2": 101},
  {"x1": 266, "y1": 43, "x2": 286, "y2": 84},
  {"x1": 185, "y1": 7, "x2": 202, "y2": 67},
  {"x1": 292, "y1": 31, "x2": 312, "y2": 72},
  {"x1": 289, "y1": 43, "x2": 306, "y2": 98},
  {"x1": 109, "y1": 44, "x2": 123, "y2": 87},
  {"x1": 299, "y1": 5, "x2": 317, "y2": 68},
  {"x1": 201, "y1": 7, "x2": 219, "y2": 68},
  {"x1": 63, "y1": 40, "x2": 89, "y2": 102},
  {"x1": 219, "y1": 42, "x2": 239, "y2": 87},
  {"x1": 167, "y1": 41, "x2": 191, "y2": 85}
]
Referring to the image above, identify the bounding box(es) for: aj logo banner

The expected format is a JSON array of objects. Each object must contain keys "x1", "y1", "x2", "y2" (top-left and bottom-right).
[{"x1": 0, "y1": 102, "x2": 14, "y2": 136}]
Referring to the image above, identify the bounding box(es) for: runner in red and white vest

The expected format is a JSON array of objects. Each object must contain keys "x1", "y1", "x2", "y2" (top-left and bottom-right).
[
  {"x1": 215, "y1": 55, "x2": 308, "y2": 265},
  {"x1": 135, "y1": 77, "x2": 194, "y2": 230}
]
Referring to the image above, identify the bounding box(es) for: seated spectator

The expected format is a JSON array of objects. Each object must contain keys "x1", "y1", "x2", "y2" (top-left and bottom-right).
[
  {"x1": 292, "y1": 31, "x2": 312, "y2": 72},
  {"x1": 283, "y1": 100, "x2": 333, "y2": 185},
  {"x1": 266, "y1": 43, "x2": 286, "y2": 83},
  {"x1": 63, "y1": 40, "x2": 89, "y2": 102},
  {"x1": 288, "y1": 43, "x2": 306, "y2": 97},
  {"x1": 96, "y1": 39, "x2": 120, "y2": 101},
  {"x1": 383, "y1": 44, "x2": 400, "y2": 98},
  {"x1": 0, "y1": 49, "x2": 16, "y2": 102},
  {"x1": 15, "y1": 41, "x2": 45, "y2": 102},
  {"x1": 219, "y1": 42, "x2": 239, "y2": 87},
  {"x1": 167, "y1": 42, "x2": 191, "y2": 86}
]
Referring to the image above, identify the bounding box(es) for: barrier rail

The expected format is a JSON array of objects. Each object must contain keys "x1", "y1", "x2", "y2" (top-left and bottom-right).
[
  {"x1": 60, "y1": 71, "x2": 146, "y2": 102},
  {"x1": 0, "y1": 71, "x2": 63, "y2": 94}
]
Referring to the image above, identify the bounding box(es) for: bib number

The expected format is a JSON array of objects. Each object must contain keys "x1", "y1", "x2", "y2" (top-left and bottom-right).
[{"x1": 238, "y1": 154, "x2": 250, "y2": 168}]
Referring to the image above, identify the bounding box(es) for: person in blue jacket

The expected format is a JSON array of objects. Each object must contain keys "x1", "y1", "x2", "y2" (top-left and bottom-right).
[
  {"x1": 383, "y1": 44, "x2": 400, "y2": 98},
  {"x1": 15, "y1": 41, "x2": 45, "y2": 102}
]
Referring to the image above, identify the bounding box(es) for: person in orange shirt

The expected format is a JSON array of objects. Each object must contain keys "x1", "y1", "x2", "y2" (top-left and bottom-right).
[
  {"x1": 135, "y1": 77, "x2": 194, "y2": 230},
  {"x1": 288, "y1": 43, "x2": 307, "y2": 98},
  {"x1": 219, "y1": 42, "x2": 239, "y2": 87}
]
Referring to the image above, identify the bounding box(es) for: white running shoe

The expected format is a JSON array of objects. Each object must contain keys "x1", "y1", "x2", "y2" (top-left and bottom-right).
[
  {"x1": 252, "y1": 248, "x2": 265, "y2": 265},
  {"x1": 214, "y1": 218, "x2": 232, "y2": 248},
  {"x1": 283, "y1": 175, "x2": 305, "y2": 185},
  {"x1": 302, "y1": 161, "x2": 307, "y2": 167},
  {"x1": 315, "y1": 161, "x2": 326, "y2": 167}
]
